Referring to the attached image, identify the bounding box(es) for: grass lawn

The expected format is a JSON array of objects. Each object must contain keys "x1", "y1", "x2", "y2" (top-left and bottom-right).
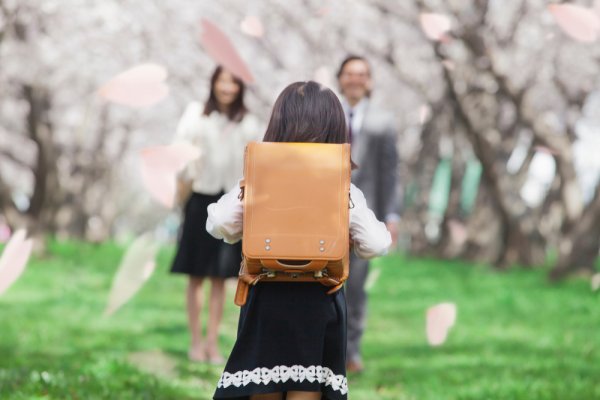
[{"x1": 1, "y1": 240, "x2": 599, "y2": 399}]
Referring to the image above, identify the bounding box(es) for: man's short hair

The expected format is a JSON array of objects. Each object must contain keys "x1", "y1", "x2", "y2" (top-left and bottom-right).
[{"x1": 336, "y1": 55, "x2": 371, "y2": 78}]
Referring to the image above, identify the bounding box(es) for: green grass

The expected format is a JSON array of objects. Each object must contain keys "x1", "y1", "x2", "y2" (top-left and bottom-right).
[{"x1": 1, "y1": 241, "x2": 599, "y2": 399}]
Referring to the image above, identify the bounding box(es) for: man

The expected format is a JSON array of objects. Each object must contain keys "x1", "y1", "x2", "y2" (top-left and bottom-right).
[{"x1": 337, "y1": 55, "x2": 400, "y2": 373}]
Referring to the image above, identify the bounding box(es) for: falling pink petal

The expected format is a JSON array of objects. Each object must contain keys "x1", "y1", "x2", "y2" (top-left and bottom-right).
[
  {"x1": 0, "y1": 229, "x2": 33, "y2": 295},
  {"x1": 365, "y1": 267, "x2": 381, "y2": 292},
  {"x1": 313, "y1": 66, "x2": 334, "y2": 89},
  {"x1": 441, "y1": 59, "x2": 455, "y2": 71},
  {"x1": 200, "y1": 19, "x2": 255, "y2": 84},
  {"x1": 142, "y1": 260, "x2": 156, "y2": 281},
  {"x1": 139, "y1": 166, "x2": 174, "y2": 208},
  {"x1": 240, "y1": 16, "x2": 265, "y2": 38},
  {"x1": 139, "y1": 143, "x2": 200, "y2": 208},
  {"x1": 447, "y1": 219, "x2": 467, "y2": 247},
  {"x1": 99, "y1": 63, "x2": 170, "y2": 108},
  {"x1": 0, "y1": 223, "x2": 11, "y2": 243},
  {"x1": 533, "y1": 145, "x2": 560, "y2": 155},
  {"x1": 548, "y1": 4, "x2": 600, "y2": 43},
  {"x1": 419, "y1": 13, "x2": 452, "y2": 41},
  {"x1": 419, "y1": 104, "x2": 431, "y2": 125},
  {"x1": 426, "y1": 302, "x2": 457, "y2": 346},
  {"x1": 316, "y1": 7, "x2": 331, "y2": 17},
  {"x1": 592, "y1": 273, "x2": 600, "y2": 292},
  {"x1": 104, "y1": 233, "x2": 158, "y2": 316}
]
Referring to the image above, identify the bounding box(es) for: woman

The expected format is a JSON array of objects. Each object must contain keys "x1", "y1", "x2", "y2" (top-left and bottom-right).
[
  {"x1": 171, "y1": 66, "x2": 262, "y2": 363},
  {"x1": 206, "y1": 81, "x2": 392, "y2": 400}
]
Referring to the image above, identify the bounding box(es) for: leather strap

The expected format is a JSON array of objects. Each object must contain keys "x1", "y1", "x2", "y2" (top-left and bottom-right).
[
  {"x1": 326, "y1": 282, "x2": 344, "y2": 294},
  {"x1": 235, "y1": 261, "x2": 346, "y2": 307},
  {"x1": 260, "y1": 259, "x2": 328, "y2": 272},
  {"x1": 234, "y1": 280, "x2": 249, "y2": 306},
  {"x1": 238, "y1": 179, "x2": 246, "y2": 200}
]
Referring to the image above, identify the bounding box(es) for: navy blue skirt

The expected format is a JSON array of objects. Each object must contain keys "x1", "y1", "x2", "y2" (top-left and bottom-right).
[
  {"x1": 170, "y1": 192, "x2": 241, "y2": 278},
  {"x1": 213, "y1": 282, "x2": 348, "y2": 399}
]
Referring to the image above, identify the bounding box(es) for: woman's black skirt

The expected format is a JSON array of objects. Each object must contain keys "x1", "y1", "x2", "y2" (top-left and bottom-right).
[{"x1": 170, "y1": 192, "x2": 241, "y2": 278}]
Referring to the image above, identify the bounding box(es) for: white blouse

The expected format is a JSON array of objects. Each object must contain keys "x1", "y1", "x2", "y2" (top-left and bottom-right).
[
  {"x1": 206, "y1": 183, "x2": 392, "y2": 259},
  {"x1": 173, "y1": 102, "x2": 263, "y2": 195}
]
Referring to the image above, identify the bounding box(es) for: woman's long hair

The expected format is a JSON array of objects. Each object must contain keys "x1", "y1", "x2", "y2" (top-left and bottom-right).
[
  {"x1": 203, "y1": 66, "x2": 248, "y2": 122},
  {"x1": 263, "y1": 81, "x2": 349, "y2": 144}
]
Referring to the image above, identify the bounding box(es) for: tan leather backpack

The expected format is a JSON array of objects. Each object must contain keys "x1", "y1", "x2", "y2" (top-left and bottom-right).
[{"x1": 234, "y1": 141, "x2": 351, "y2": 306}]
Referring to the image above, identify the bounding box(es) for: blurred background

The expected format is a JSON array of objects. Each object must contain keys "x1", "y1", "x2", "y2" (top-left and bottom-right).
[
  {"x1": 2, "y1": 0, "x2": 600, "y2": 279},
  {"x1": 1, "y1": 1, "x2": 600, "y2": 399}
]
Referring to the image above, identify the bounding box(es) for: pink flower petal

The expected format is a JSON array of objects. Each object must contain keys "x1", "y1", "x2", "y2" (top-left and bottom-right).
[
  {"x1": 447, "y1": 219, "x2": 467, "y2": 247},
  {"x1": 104, "y1": 233, "x2": 158, "y2": 316},
  {"x1": 0, "y1": 222, "x2": 11, "y2": 243},
  {"x1": 419, "y1": 13, "x2": 452, "y2": 41},
  {"x1": 98, "y1": 63, "x2": 170, "y2": 108},
  {"x1": 419, "y1": 104, "x2": 431, "y2": 125},
  {"x1": 426, "y1": 302, "x2": 457, "y2": 346},
  {"x1": 441, "y1": 59, "x2": 455, "y2": 71},
  {"x1": 313, "y1": 65, "x2": 334, "y2": 89},
  {"x1": 140, "y1": 162, "x2": 175, "y2": 208},
  {"x1": 200, "y1": 19, "x2": 255, "y2": 84},
  {"x1": 592, "y1": 273, "x2": 600, "y2": 292},
  {"x1": 142, "y1": 260, "x2": 156, "y2": 281},
  {"x1": 316, "y1": 7, "x2": 331, "y2": 17},
  {"x1": 0, "y1": 229, "x2": 33, "y2": 295},
  {"x1": 533, "y1": 145, "x2": 560, "y2": 156},
  {"x1": 240, "y1": 16, "x2": 265, "y2": 38},
  {"x1": 139, "y1": 143, "x2": 200, "y2": 209},
  {"x1": 548, "y1": 4, "x2": 600, "y2": 43}
]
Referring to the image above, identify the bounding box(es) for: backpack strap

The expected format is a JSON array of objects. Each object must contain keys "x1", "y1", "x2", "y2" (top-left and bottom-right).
[
  {"x1": 260, "y1": 259, "x2": 328, "y2": 272},
  {"x1": 234, "y1": 280, "x2": 249, "y2": 306},
  {"x1": 238, "y1": 179, "x2": 245, "y2": 200}
]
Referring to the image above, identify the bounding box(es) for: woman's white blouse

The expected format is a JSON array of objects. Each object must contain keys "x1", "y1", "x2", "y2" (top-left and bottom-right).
[
  {"x1": 174, "y1": 102, "x2": 263, "y2": 195},
  {"x1": 206, "y1": 183, "x2": 392, "y2": 259}
]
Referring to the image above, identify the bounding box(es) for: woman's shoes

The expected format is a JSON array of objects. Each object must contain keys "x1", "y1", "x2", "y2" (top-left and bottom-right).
[
  {"x1": 206, "y1": 346, "x2": 225, "y2": 365},
  {"x1": 188, "y1": 344, "x2": 206, "y2": 362},
  {"x1": 188, "y1": 343, "x2": 224, "y2": 364}
]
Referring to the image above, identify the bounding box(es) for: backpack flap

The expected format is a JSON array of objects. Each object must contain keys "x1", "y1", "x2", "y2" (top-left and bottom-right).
[{"x1": 242, "y1": 142, "x2": 351, "y2": 263}]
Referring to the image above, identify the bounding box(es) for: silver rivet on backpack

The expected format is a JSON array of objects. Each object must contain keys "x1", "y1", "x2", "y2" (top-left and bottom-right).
[
  {"x1": 265, "y1": 238, "x2": 271, "y2": 243},
  {"x1": 319, "y1": 240, "x2": 325, "y2": 245},
  {"x1": 319, "y1": 247, "x2": 325, "y2": 252},
  {"x1": 265, "y1": 245, "x2": 271, "y2": 251}
]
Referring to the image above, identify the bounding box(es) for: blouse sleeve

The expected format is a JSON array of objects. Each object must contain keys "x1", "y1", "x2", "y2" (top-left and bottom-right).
[
  {"x1": 173, "y1": 103, "x2": 203, "y2": 181},
  {"x1": 206, "y1": 183, "x2": 243, "y2": 244},
  {"x1": 243, "y1": 114, "x2": 265, "y2": 142},
  {"x1": 349, "y1": 184, "x2": 392, "y2": 259},
  {"x1": 173, "y1": 102, "x2": 202, "y2": 143}
]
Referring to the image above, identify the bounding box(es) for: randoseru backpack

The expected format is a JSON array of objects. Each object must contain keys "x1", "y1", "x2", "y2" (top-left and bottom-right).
[{"x1": 234, "y1": 141, "x2": 351, "y2": 306}]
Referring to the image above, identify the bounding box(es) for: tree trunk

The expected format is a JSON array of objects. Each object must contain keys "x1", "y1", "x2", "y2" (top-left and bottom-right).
[
  {"x1": 22, "y1": 84, "x2": 60, "y2": 239},
  {"x1": 550, "y1": 185, "x2": 600, "y2": 280}
]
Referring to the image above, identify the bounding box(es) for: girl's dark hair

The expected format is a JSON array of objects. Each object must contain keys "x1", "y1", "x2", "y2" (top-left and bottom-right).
[
  {"x1": 203, "y1": 66, "x2": 247, "y2": 122},
  {"x1": 263, "y1": 81, "x2": 349, "y2": 144}
]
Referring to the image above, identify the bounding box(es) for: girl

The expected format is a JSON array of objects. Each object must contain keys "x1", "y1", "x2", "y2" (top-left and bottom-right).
[
  {"x1": 170, "y1": 66, "x2": 262, "y2": 363},
  {"x1": 206, "y1": 81, "x2": 391, "y2": 399}
]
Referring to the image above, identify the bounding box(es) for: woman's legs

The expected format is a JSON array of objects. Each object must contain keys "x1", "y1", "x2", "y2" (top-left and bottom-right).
[
  {"x1": 287, "y1": 391, "x2": 322, "y2": 400},
  {"x1": 187, "y1": 276, "x2": 205, "y2": 360},
  {"x1": 206, "y1": 277, "x2": 226, "y2": 362}
]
